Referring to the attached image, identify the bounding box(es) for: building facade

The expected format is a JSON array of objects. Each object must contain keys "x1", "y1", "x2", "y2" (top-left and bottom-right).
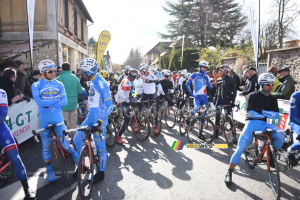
[{"x1": 0, "y1": 0, "x2": 93, "y2": 71}]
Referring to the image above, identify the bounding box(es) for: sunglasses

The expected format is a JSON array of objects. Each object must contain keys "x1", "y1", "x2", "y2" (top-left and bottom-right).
[
  {"x1": 265, "y1": 83, "x2": 274, "y2": 87},
  {"x1": 46, "y1": 70, "x2": 56, "y2": 74}
]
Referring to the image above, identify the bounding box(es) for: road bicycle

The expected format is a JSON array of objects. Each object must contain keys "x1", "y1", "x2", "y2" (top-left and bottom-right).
[
  {"x1": 216, "y1": 105, "x2": 237, "y2": 146},
  {"x1": 128, "y1": 100, "x2": 151, "y2": 142},
  {"x1": 147, "y1": 99, "x2": 163, "y2": 138},
  {"x1": 64, "y1": 120, "x2": 103, "y2": 199},
  {"x1": 32, "y1": 122, "x2": 73, "y2": 186},
  {"x1": 244, "y1": 128, "x2": 285, "y2": 200},
  {"x1": 186, "y1": 105, "x2": 216, "y2": 144}
]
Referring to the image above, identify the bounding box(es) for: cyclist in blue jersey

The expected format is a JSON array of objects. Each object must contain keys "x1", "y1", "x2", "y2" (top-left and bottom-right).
[
  {"x1": 185, "y1": 60, "x2": 212, "y2": 139},
  {"x1": 73, "y1": 58, "x2": 113, "y2": 183},
  {"x1": 0, "y1": 89, "x2": 36, "y2": 199},
  {"x1": 31, "y1": 60, "x2": 79, "y2": 182},
  {"x1": 288, "y1": 91, "x2": 300, "y2": 166},
  {"x1": 225, "y1": 73, "x2": 285, "y2": 186}
]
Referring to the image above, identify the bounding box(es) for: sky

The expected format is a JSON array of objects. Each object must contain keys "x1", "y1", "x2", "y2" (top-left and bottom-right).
[{"x1": 83, "y1": 0, "x2": 300, "y2": 65}]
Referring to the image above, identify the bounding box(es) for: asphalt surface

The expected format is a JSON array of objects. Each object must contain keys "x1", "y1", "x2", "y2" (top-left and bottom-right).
[{"x1": 1, "y1": 122, "x2": 300, "y2": 200}]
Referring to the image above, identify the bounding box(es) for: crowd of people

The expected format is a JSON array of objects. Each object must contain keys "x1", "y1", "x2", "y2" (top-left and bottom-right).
[{"x1": 0, "y1": 57, "x2": 299, "y2": 199}]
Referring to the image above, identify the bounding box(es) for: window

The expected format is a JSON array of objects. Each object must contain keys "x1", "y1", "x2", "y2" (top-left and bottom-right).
[
  {"x1": 81, "y1": 19, "x2": 84, "y2": 41},
  {"x1": 74, "y1": 9, "x2": 78, "y2": 36},
  {"x1": 64, "y1": 0, "x2": 69, "y2": 29}
]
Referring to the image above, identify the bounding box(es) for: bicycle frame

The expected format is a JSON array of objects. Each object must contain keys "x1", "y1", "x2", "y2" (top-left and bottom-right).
[
  {"x1": 0, "y1": 154, "x2": 11, "y2": 174},
  {"x1": 50, "y1": 128, "x2": 68, "y2": 166},
  {"x1": 255, "y1": 134, "x2": 273, "y2": 171}
]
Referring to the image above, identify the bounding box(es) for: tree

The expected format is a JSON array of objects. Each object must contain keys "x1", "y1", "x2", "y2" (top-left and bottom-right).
[
  {"x1": 272, "y1": 0, "x2": 300, "y2": 48},
  {"x1": 160, "y1": 0, "x2": 247, "y2": 48},
  {"x1": 88, "y1": 37, "x2": 95, "y2": 47},
  {"x1": 123, "y1": 48, "x2": 143, "y2": 68}
]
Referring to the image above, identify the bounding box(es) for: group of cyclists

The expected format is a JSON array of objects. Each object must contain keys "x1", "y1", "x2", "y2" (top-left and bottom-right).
[{"x1": 1, "y1": 56, "x2": 300, "y2": 199}]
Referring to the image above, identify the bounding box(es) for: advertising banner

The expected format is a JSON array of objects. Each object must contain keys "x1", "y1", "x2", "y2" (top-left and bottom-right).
[
  {"x1": 6, "y1": 99, "x2": 39, "y2": 144},
  {"x1": 26, "y1": 0, "x2": 36, "y2": 69},
  {"x1": 97, "y1": 30, "x2": 111, "y2": 69}
]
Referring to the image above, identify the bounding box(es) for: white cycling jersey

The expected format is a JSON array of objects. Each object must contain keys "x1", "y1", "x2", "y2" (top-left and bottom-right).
[
  {"x1": 142, "y1": 72, "x2": 164, "y2": 95},
  {"x1": 119, "y1": 77, "x2": 132, "y2": 103},
  {"x1": 134, "y1": 78, "x2": 143, "y2": 95}
]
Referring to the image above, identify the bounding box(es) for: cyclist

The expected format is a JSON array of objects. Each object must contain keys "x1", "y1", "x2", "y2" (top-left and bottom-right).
[
  {"x1": 118, "y1": 65, "x2": 131, "y2": 83},
  {"x1": 225, "y1": 72, "x2": 285, "y2": 186},
  {"x1": 73, "y1": 58, "x2": 113, "y2": 183},
  {"x1": 288, "y1": 91, "x2": 300, "y2": 166},
  {"x1": 177, "y1": 73, "x2": 193, "y2": 113},
  {"x1": 153, "y1": 69, "x2": 162, "y2": 79},
  {"x1": 31, "y1": 60, "x2": 79, "y2": 182},
  {"x1": 116, "y1": 69, "x2": 139, "y2": 144},
  {"x1": 109, "y1": 72, "x2": 118, "y2": 102},
  {"x1": 214, "y1": 65, "x2": 237, "y2": 138},
  {"x1": 185, "y1": 60, "x2": 212, "y2": 138},
  {"x1": 138, "y1": 63, "x2": 164, "y2": 134},
  {"x1": 134, "y1": 72, "x2": 144, "y2": 100},
  {"x1": 0, "y1": 89, "x2": 36, "y2": 199},
  {"x1": 159, "y1": 70, "x2": 174, "y2": 106}
]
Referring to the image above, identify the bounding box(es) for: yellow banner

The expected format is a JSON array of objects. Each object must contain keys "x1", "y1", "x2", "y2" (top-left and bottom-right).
[
  {"x1": 168, "y1": 45, "x2": 176, "y2": 70},
  {"x1": 97, "y1": 30, "x2": 111, "y2": 69}
]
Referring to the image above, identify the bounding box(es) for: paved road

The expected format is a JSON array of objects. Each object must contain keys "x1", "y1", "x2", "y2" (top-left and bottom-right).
[{"x1": 1, "y1": 123, "x2": 300, "y2": 200}]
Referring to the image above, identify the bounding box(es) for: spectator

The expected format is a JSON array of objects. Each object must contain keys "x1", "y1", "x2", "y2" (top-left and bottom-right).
[
  {"x1": 14, "y1": 60, "x2": 32, "y2": 98},
  {"x1": 56, "y1": 62, "x2": 82, "y2": 137},
  {"x1": 240, "y1": 65, "x2": 248, "y2": 87},
  {"x1": 28, "y1": 69, "x2": 41, "y2": 85},
  {"x1": 239, "y1": 69, "x2": 249, "y2": 90},
  {"x1": 213, "y1": 69, "x2": 220, "y2": 83},
  {"x1": 267, "y1": 66, "x2": 280, "y2": 92},
  {"x1": 0, "y1": 68, "x2": 24, "y2": 106},
  {"x1": 240, "y1": 67, "x2": 259, "y2": 96},
  {"x1": 172, "y1": 71, "x2": 178, "y2": 83},
  {"x1": 272, "y1": 66, "x2": 296, "y2": 100},
  {"x1": 207, "y1": 71, "x2": 213, "y2": 78},
  {"x1": 229, "y1": 69, "x2": 241, "y2": 90}
]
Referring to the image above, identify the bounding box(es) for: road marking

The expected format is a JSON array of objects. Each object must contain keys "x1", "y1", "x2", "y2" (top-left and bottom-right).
[{"x1": 48, "y1": 181, "x2": 77, "y2": 200}]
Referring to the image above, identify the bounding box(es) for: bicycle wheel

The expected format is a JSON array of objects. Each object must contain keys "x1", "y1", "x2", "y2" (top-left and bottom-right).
[
  {"x1": 106, "y1": 118, "x2": 117, "y2": 149},
  {"x1": 222, "y1": 115, "x2": 236, "y2": 146},
  {"x1": 0, "y1": 155, "x2": 15, "y2": 184},
  {"x1": 53, "y1": 141, "x2": 70, "y2": 186},
  {"x1": 178, "y1": 114, "x2": 187, "y2": 136},
  {"x1": 268, "y1": 146, "x2": 281, "y2": 200},
  {"x1": 276, "y1": 150, "x2": 288, "y2": 172},
  {"x1": 130, "y1": 114, "x2": 150, "y2": 142},
  {"x1": 244, "y1": 142, "x2": 258, "y2": 170},
  {"x1": 78, "y1": 144, "x2": 95, "y2": 199},
  {"x1": 165, "y1": 107, "x2": 176, "y2": 128},
  {"x1": 200, "y1": 118, "x2": 216, "y2": 144}
]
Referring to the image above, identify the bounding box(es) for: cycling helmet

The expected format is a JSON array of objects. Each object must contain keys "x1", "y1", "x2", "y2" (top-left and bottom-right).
[
  {"x1": 219, "y1": 64, "x2": 230, "y2": 71},
  {"x1": 199, "y1": 60, "x2": 209, "y2": 68},
  {"x1": 138, "y1": 63, "x2": 149, "y2": 72},
  {"x1": 161, "y1": 69, "x2": 167, "y2": 74},
  {"x1": 79, "y1": 58, "x2": 98, "y2": 75},
  {"x1": 125, "y1": 65, "x2": 131, "y2": 71},
  {"x1": 38, "y1": 60, "x2": 55, "y2": 72},
  {"x1": 258, "y1": 73, "x2": 275, "y2": 85},
  {"x1": 121, "y1": 70, "x2": 125, "y2": 75},
  {"x1": 164, "y1": 70, "x2": 172, "y2": 77},
  {"x1": 129, "y1": 69, "x2": 139, "y2": 78},
  {"x1": 154, "y1": 69, "x2": 158, "y2": 73},
  {"x1": 100, "y1": 70, "x2": 108, "y2": 78},
  {"x1": 109, "y1": 72, "x2": 115, "y2": 77},
  {"x1": 181, "y1": 69, "x2": 187, "y2": 75},
  {"x1": 116, "y1": 71, "x2": 120, "y2": 75}
]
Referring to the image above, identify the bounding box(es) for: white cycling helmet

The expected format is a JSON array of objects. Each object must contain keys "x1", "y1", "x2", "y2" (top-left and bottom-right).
[
  {"x1": 199, "y1": 60, "x2": 209, "y2": 68},
  {"x1": 161, "y1": 69, "x2": 167, "y2": 74},
  {"x1": 164, "y1": 70, "x2": 172, "y2": 77},
  {"x1": 181, "y1": 69, "x2": 187, "y2": 75},
  {"x1": 38, "y1": 60, "x2": 55, "y2": 72},
  {"x1": 154, "y1": 69, "x2": 158, "y2": 73},
  {"x1": 121, "y1": 70, "x2": 125, "y2": 75},
  {"x1": 138, "y1": 63, "x2": 149, "y2": 72},
  {"x1": 125, "y1": 65, "x2": 132, "y2": 71},
  {"x1": 258, "y1": 72, "x2": 275, "y2": 85},
  {"x1": 79, "y1": 58, "x2": 98, "y2": 75}
]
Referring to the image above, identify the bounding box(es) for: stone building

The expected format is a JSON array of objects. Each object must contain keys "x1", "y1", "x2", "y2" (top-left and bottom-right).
[
  {"x1": 267, "y1": 44, "x2": 300, "y2": 90},
  {"x1": 0, "y1": 0, "x2": 93, "y2": 71}
]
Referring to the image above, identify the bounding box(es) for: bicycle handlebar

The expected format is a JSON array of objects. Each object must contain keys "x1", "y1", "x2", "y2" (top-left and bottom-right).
[{"x1": 252, "y1": 128, "x2": 285, "y2": 136}]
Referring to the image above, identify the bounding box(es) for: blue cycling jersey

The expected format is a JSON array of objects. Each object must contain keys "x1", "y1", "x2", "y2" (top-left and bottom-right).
[
  {"x1": 31, "y1": 78, "x2": 67, "y2": 112},
  {"x1": 290, "y1": 91, "x2": 300, "y2": 125},
  {"x1": 186, "y1": 70, "x2": 212, "y2": 97}
]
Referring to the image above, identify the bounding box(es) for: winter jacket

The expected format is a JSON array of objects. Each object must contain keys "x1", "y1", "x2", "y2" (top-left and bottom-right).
[{"x1": 272, "y1": 75, "x2": 296, "y2": 100}]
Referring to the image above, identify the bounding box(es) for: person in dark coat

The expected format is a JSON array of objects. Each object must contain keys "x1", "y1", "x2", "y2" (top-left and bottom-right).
[
  {"x1": 272, "y1": 67, "x2": 297, "y2": 100},
  {"x1": 229, "y1": 69, "x2": 241, "y2": 90},
  {"x1": 240, "y1": 67, "x2": 259, "y2": 96}
]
